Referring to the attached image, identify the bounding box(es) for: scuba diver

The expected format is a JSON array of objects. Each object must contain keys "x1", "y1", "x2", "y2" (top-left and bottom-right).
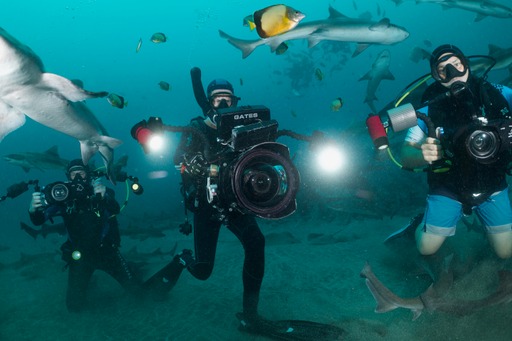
[
  {"x1": 28, "y1": 159, "x2": 141, "y2": 311},
  {"x1": 145, "y1": 74, "x2": 265, "y2": 321},
  {"x1": 142, "y1": 68, "x2": 345, "y2": 340},
  {"x1": 400, "y1": 44, "x2": 512, "y2": 259}
]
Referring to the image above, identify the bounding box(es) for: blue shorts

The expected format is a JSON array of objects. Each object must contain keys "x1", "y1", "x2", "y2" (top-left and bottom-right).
[{"x1": 423, "y1": 190, "x2": 512, "y2": 236}]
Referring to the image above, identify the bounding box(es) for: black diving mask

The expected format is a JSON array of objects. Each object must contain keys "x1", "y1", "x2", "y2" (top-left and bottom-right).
[{"x1": 433, "y1": 53, "x2": 468, "y2": 83}]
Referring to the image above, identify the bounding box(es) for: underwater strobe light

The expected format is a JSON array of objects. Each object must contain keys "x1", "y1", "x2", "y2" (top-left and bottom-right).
[
  {"x1": 131, "y1": 117, "x2": 165, "y2": 154},
  {"x1": 130, "y1": 177, "x2": 144, "y2": 195},
  {"x1": 366, "y1": 114, "x2": 389, "y2": 150},
  {"x1": 366, "y1": 104, "x2": 420, "y2": 150}
]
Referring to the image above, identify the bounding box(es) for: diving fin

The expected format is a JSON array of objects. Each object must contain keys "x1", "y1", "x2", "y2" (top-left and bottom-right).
[
  {"x1": 384, "y1": 212, "x2": 424, "y2": 244},
  {"x1": 236, "y1": 313, "x2": 345, "y2": 341},
  {"x1": 143, "y1": 249, "x2": 193, "y2": 300}
]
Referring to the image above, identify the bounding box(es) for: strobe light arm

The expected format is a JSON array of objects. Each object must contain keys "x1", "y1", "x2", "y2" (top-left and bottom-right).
[
  {"x1": 131, "y1": 117, "x2": 212, "y2": 160},
  {"x1": 276, "y1": 129, "x2": 325, "y2": 143},
  {"x1": 1, "y1": 180, "x2": 39, "y2": 202}
]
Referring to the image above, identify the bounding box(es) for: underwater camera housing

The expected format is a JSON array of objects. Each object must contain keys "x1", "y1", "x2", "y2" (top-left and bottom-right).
[
  {"x1": 208, "y1": 105, "x2": 300, "y2": 219},
  {"x1": 41, "y1": 180, "x2": 94, "y2": 206},
  {"x1": 458, "y1": 118, "x2": 512, "y2": 164}
]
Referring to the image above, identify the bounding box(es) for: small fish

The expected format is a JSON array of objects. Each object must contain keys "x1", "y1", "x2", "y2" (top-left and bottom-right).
[
  {"x1": 150, "y1": 32, "x2": 167, "y2": 43},
  {"x1": 275, "y1": 42, "x2": 288, "y2": 55},
  {"x1": 158, "y1": 81, "x2": 170, "y2": 91},
  {"x1": 315, "y1": 68, "x2": 324, "y2": 81},
  {"x1": 243, "y1": 14, "x2": 255, "y2": 30},
  {"x1": 291, "y1": 110, "x2": 297, "y2": 118},
  {"x1": 253, "y1": 4, "x2": 305, "y2": 38},
  {"x1": 107, "y1": 93, "x2": 127, "y2": 109},
  {"x1": 136, "y1": 37, "x2": 142, "y2": 52},
  {"x1": 331, "y1": 98, "x2": 343, "y2": 112},
  {"x1": 239, "y1": 78, "x2": 244, "y2": 86},
  {"x1": 423, "y1": 39, "x2": 432, "y2": 47}
]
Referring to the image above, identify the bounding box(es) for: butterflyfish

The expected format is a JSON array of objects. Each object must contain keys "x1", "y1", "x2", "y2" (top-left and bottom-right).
[{"x1": 253, "y1": 4, "x2": 305, "y2": 38}]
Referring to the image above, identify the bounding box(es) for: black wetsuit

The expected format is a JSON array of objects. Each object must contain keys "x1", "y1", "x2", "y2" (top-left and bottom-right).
[
  {"x1": 29, "y1": 185, "x2": 139, "y2": 312},
  {"x1": 174, "y1": 117, "x2": 265, "y2": 317}
]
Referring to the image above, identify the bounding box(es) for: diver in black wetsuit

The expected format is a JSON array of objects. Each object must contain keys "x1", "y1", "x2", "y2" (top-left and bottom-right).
[
  {"x1": 145, "y1": 74, "x2": 265, "y2": 322},
  {"x1": 29, "y1": 159, "x2": 140, "y2": 312},
  {"x1": 141, "y1": 67, "x2": 345, "y2": 340}
]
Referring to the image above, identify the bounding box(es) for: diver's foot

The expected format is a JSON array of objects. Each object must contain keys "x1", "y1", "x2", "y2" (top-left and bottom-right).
[
  {"x1": 384, "y1": 213, "x2": 424, "y2": 244},
  {"x1": 177, "y1": 249, "x2": 194, "y2": 267},
  {"x1": 237, "y1": 312, "x2": 273, "y2": 335},
  {"x1": 144, "y1": 250, "x2": 193, "y2": 301}
]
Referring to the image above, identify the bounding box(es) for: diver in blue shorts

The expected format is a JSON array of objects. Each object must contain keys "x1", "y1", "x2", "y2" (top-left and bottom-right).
[{"x1": 400, "y1": 44, "x2": 512, "y2": 259}]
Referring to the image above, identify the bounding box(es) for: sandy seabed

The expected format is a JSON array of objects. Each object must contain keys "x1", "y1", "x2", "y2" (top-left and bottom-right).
[{"x1": 1, "y1": 213, "x2": 511, "y2": 341}]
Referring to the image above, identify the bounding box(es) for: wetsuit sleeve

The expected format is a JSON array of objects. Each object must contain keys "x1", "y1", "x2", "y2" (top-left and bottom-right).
[
  {"x1": 29, "y1": 205, "x2": 61, "y2": 226},
  {"x1": 29, "y1": 210, "x2": 46, "y2": 226},
  {"x1": 173, "y1": 130, "x2": 193, "y2": 166},
  {"x1": 102, "y1": 188, "x2": 120, "y2": 215},
  {"x1": 173, "y1": 119, "x2": 205, "y2": 166},
  {"x1": 496, "y1": 83, "x2": 512, "y2": 108}
]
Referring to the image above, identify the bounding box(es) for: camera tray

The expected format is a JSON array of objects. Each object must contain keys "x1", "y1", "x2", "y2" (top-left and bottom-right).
[{"x1": 215, "y1": 105, "x2": 271, "y2": 141}]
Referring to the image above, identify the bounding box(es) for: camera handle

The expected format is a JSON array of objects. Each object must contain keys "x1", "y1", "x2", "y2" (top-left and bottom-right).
[{"x1": 415, "y1": 111, "x2": 451, "y2": 173}]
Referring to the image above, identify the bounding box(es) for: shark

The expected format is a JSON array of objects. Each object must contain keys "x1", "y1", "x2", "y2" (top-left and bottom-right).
[
  {"x1": 219, "y1": 5, "x2": 409, "y2": 58},
  {"x1": 4, "y1": 145, "x2": 69, "y2": 172},
  {"x1": 0, "y1": 27, "x2": 121, "y2": 178},
  {"x1": 359, "y1": 49, "x2": 395, "y2": 114},
  {"x1": 392, "y1": 0, "x2": 512, "y2": 21},
  {"x1": 361, "y1": 260, "x2": 512, "y2": 320}
]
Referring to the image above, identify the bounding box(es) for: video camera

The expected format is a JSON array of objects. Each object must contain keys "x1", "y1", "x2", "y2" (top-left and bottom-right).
[
  {"x1": 41, "y1": 180, "x2": 94, "y2": 206},
  {"x1": 131, "y1": 105, "x2": 303, "y2": 220},
  {"x1": 454, "y1": 118, "x2": 512, "y2": 165},
  {"x1": 207, "y1": 105, "x2": 300, "y2": 219}
]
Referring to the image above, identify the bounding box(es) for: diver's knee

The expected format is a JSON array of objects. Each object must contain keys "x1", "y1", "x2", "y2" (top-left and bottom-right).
[
  {"x1": 190, "y1": 263, "x2": 214, "y2": 280},
  {"x1": 488, "y1": 231, "x2": 512, "y2": 259},
  {"x1": 495, "y1": 248, "x2": 512, "y2": 259},
  {"x1": 416, "y1": 230, "x2": 445, "y2": 255}
]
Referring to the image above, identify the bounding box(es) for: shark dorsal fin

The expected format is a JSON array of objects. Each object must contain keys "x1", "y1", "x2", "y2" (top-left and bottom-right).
[
  {"x1": 45, "y1": 145, "x2": 60, "y2": 157},
  {"x1": 328, "y1": 5, "x2": 349, "y2": 20},
  {"x1": 369, "y1": 18, "x2": 391, "y2": 31},
  {"x1": 488, "y1": 44, "x2": 503, "y2": 56}
]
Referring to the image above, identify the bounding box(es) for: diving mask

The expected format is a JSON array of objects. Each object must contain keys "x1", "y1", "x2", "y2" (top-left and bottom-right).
[
  {"x1": 432, "y1": 54, "x2": 468, "y2": 83},
  {"x1": 210, "y1": 94, "x2": 238, "y2": 109}
]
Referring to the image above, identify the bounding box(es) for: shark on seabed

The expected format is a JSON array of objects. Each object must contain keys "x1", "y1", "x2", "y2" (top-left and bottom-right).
[
  {"x1": 0, "y1": 27, "x2": 121, "y2": 179},
  {"x1": 360, "y1": 257, "x2": 512, "y2": 320}
]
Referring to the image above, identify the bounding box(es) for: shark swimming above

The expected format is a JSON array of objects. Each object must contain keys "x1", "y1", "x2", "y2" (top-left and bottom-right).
[
  {"x1": 220, "y1": 5, "x2": 409, "y2": 58},
  {"x1": 4, "y1": 145, "x2": 69, "y2": 172},
  {"x1": 392, "y1": 0, "x2": 512, "y2": 21},
  {"x1": 359, "y1": 49, "x2": 395, "y2": 114},
  {"x1": 360, "y1": 260, "x2": 512, "y2": 320},
  {"x1": 0, "y1": 27, "x2": 121, "y2": 179}
]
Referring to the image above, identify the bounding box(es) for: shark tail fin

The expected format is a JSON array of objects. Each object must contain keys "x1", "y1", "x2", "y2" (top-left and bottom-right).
[
  {"x1": 219, "y1": 30, "x2": 259, "y2": 59},
  {"x1": 98, "y1": 136, "x2": 123, "y2": 184},
  {"x1": 80, "y1": 136, "x2": 122, "y2": 184}
]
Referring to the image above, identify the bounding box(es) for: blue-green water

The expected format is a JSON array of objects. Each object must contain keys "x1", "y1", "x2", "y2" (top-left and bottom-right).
[{"x1": 1, "y1": 1, "x2": 512, "y2": 340}]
